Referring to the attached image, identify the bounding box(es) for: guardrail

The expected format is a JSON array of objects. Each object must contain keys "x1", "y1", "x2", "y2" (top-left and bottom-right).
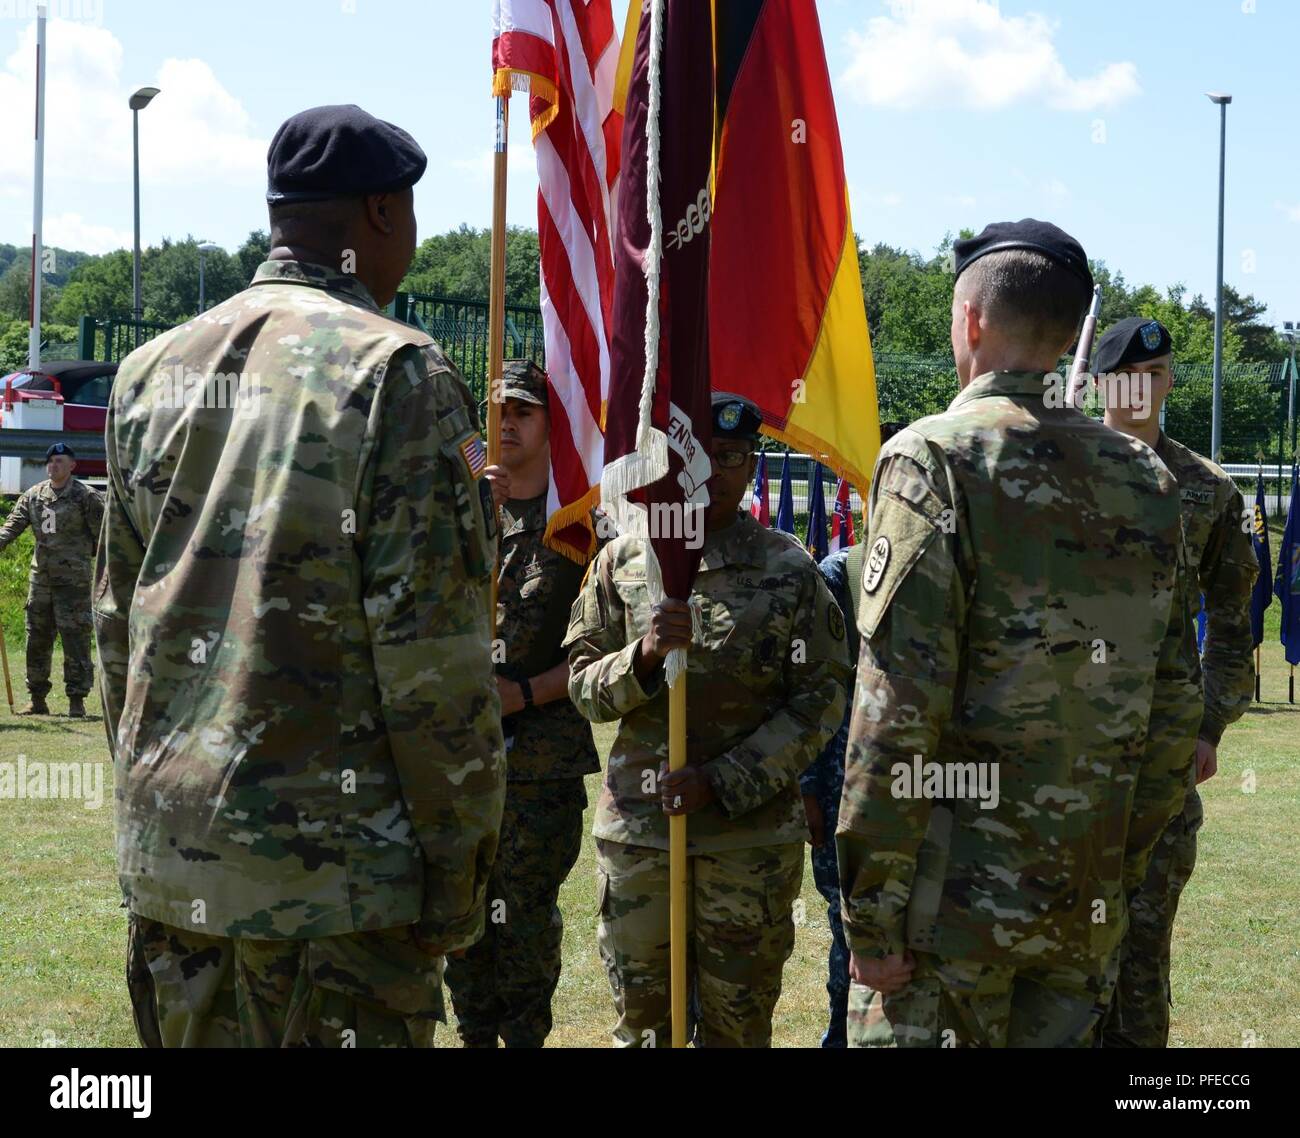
[{"x1": 0, "y1": 429, "x2": 106, "y2": 462}]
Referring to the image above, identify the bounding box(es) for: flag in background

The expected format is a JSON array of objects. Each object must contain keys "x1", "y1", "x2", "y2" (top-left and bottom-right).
[
  {"x1": 1250, "y1": 468, "x2": 1272, "y2": 648},
  {"x1": 492, "y1": 0, "x2": 621, "y2": 562},
  {"x1": 708, "y1": 0, "x2": 880, "y2": 496},
  {"x1": 750, "y1": 451, "x2": 770, "y2": 526},
  {"x1": 806, "y1": 461, "x2": 828, "y2": 562},
  {"x1": 775, "y1": 453, "x2": 795, "y2": 535},
  {"x1": 599, "y1": 0, "x2": 715, "y2": 681},
  {"x1": 830, "y1": 476, "x2": 855, "y2": 552},
  {"x1": 1275, "y1": 465, "x2": 1300, "y2": 666}
]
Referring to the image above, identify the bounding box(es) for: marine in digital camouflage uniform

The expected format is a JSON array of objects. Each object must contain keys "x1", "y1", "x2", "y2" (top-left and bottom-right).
[
  {"x1": 444, "y1": 360, "x2": 600, "y2": 1048},
  {"x1": 1093, "y1": 318, "x2": 1256, "y2": 1048},
  {"x1": 565, "y1": 394, "x2": 849, "y2": 1048},
  {"x1": 836, "y1": 221, "x2": 1203, "y2": 1048},
  {"x1": 94, "y1": 105, "x2": 505, "y2": 1048},
  {"x1": 0, "y1": 443, "x2": 103, "y2": 716}
]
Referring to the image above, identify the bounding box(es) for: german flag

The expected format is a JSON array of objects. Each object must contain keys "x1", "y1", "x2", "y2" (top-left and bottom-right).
[{"x1": 617, "y1": 0, "x2": 880, "y2": 495}]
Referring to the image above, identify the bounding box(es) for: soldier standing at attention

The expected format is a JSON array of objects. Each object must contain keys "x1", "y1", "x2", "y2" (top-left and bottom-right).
[
  {"x1": 0, "y1": 442, "x2": 103, "y2": 717},
  {"x1": 564, "y1": 393, "x2": 849, "y2": 1047},
  {"x1": 94, "y1": 105, "x2": 506, "y2": 1048},
  {"x1": 836, "y1": 220, "x2": 1203, "y2": 1048},
  {"x1": 444, "y1": 360, "x2": 600, "y2": 1048},
  {"x1": 1093, "y1": 317, "x2": 1256, "y2": 1048}
]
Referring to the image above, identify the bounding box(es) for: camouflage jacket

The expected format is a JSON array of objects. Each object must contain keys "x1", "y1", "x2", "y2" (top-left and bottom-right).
[
  {"x1": 1155, "y1": 433, "x2": 1256, "y2": 745},
  {"x1": 835, "y1": 370, "x2": 1202, "y2": 969},
  {"x1": 0, "y1": 477, "x2": 103, "y2": 584},
  {"x1": 94, "y1": 259, "x2": 505, "y2": 945},
  {"x1": 564, "y1": 511, "x2": 849, "y2": 853},
  {"x1": 497, "y1": 493, "x2": 599, "y2": 781}
]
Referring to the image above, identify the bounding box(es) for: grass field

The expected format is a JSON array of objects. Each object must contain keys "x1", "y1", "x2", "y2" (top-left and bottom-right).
[{"x1": 0, "y1": 536, "x2": 1296, "y2": 1047}]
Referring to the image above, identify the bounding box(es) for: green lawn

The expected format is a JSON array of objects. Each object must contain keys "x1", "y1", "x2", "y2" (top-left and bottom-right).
[{"x1": 0, "y1": 548, "x2": 1296, "y2": 1046}]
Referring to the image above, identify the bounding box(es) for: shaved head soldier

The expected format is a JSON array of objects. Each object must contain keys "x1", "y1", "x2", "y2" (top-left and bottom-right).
[
  {"x1": 1093, "y1": 318, "x2": 1256, "y2": 1047},
  {"x1": 95, "y1": 105, "x2": 505, "y2": 1047},
  {"x1": 837, "y1": 219, "x2": 1203, "y2": 1047}
]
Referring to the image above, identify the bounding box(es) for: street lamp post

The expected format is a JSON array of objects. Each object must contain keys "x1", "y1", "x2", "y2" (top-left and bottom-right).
[
  {"x1": 129, "y1": 86, "x2": 160, "y2": 347},
  {"x1": 1207, "y1": 92, "x2": 1232, "y2": 462},
  {"x1": 197, "y1": 242, "x2": 220, "y2": 314},
  {"x1": 1284, "y1": 322, "x2": 1298, "y2": 456}
]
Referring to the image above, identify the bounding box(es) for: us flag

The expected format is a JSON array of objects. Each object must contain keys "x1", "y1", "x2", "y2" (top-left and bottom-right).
[
  {"x1": 750, "y1": 451, "x2": 770, "y2": 526},
  {"x1": 830, "y1": 476, "x2": 855, "y2": 552},
  {"x1": 491, "y1": 0, "x2": 622, "y2": 561}
]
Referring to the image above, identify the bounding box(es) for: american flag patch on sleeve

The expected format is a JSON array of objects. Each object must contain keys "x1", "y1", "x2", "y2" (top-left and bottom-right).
[{"x1": 459, "y1": 434, "x2": 488, "y2": 478}]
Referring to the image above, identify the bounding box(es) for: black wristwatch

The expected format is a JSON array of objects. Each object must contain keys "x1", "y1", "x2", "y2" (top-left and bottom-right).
[{"x1": 518, "y1": 676, "x2": 535, "y2": 709}]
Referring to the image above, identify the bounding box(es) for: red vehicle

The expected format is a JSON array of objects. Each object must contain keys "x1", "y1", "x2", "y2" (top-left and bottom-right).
[{"x1": 1, "y1": 359, "x2": 116, "y2": 478}]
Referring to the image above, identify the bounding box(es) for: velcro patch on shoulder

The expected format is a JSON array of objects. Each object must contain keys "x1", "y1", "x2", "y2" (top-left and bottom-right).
[{"x1": 459, "y1": 433, "x2": 488, "y2": 479}]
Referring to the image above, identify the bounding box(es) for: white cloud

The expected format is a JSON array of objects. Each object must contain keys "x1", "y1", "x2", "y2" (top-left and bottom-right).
[
  {"x1": 1280, "y1": 201, "x2": 1300, "y2": 223},
  {"x1": 0, "y1": 19, "x2": 266, "y2": 193},
  {"x1": 841, "y1": 0, "x2": 1140, "y2": 112},
  {"x1": 451, "y1": 144, "x2": 539, "y2": 183},
  {"x1": 43, "y1": 211, "x2": 131, "y2": 254}
]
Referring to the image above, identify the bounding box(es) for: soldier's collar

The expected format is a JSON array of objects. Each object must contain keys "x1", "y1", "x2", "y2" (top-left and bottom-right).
[
  {"x1": 250, "y1": 260, "x2": 381, "y2": 311},
  {"x1": 949, "y1": 369, "x2": 1066, "y2": 408}
]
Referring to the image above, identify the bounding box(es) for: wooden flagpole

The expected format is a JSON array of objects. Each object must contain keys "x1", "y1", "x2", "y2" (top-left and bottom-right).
[
  {"x1": 669, "y1": 673, "x2": 688, "y2": 1046},
  {"x1": 487, "y1": 93, "x2": 510, "y2": 634},
  {"x1": 1255, "y1": 645, "x2": 1261, "y2": 702}
]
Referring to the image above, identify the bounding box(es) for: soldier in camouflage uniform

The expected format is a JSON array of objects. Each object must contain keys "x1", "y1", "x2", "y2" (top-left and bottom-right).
[
  {"x1": 94, "y1": 105, "x2": 505, "y2": 1048},
  {"x1": 444, "y1": 360, "x2": 600, "y2": 1048},
  {"x1": 1093, "y1": 317, "x2": 1256, "y2": 1048},
  {"x1": 565, "y1": 394, "x2": 849, "y2": 1048},
  {"x1": 0, "y1": 442, "x2": 103, "y2": 717},
  {"x1": 836, "y1": 221, "x2": 1203, "y2": 1048}
]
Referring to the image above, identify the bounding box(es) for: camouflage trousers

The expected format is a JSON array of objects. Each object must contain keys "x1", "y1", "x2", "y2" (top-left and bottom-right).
[
  {"x1": 848, "y1": 952, "x2": 1119, "y2": 1048},
  {"x1": 810, "y1": 795, "x2": 850, "y2": 1047},
  {"x1": 126, "y1": 913, "x2": 445, "y2": 1048},
  {"x1": 1101, "y1": 785, "x2": 1201, "y2": 1048},
  {"x1": 26, "y1": 578, "x2": 94, "y2": 699},
  {"x1": 595, "y1": 838, "x2": 804, "y2": 1048},
  {"x1": 444, "y1": 777, "x2": 586, "y2": 1047}
]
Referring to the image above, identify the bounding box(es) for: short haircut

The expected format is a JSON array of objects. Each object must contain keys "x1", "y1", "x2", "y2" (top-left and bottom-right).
[
  {"x1": 956, "y1": 249, "x2": 1091, "y2": 353},
  {"x1": 267, "y1": 196, "x2": 362, "y2": 248}
]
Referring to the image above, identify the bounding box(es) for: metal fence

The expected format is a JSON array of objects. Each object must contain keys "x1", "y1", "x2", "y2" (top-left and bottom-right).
[{"x1": 73, "y1": 301, "x2": 1295, "y2": 496}]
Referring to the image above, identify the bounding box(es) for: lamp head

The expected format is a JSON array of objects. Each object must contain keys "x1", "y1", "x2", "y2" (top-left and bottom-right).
[
  {"x1": 197, "y1": 242, "x2": 220, "y2": 253},
  {"x1": 129, "y1": 86, "x2": 160, "y2": 111},
  {"x1": 1205, "y1": 91, "x2": 1233, "y2": 105}
]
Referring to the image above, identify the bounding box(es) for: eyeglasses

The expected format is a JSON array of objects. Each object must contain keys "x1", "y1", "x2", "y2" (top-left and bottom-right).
[{"x1": 711, "y1": 449, "x2": 751, "y2": 470}]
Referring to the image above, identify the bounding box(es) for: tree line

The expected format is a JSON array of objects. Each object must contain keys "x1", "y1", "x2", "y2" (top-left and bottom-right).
[{"x1": 0, "y1": 225, "x2": 1289, "y2": 461}]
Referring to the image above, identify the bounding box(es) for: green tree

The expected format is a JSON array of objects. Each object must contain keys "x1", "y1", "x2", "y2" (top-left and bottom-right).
[
  {"x1": 0, "y1": 319, "x2": 79, "y2": 373},
  {"x1": 140, "y1": 238, "x2": 245, "y2": 322},
  {"x1": 52, "y1": 250, "x2": 134, "y2": 322},
  {"x1": 236, "y1": 230, "x2": 271, "y2": 283},
  {"x1": 402, "y1": 225, "x2": 540, "y2": 306}
]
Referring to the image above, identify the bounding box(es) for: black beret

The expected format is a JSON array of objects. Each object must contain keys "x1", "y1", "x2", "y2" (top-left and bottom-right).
[
  {"x1": 267, "y1": 105, "x2": 427, "y2": 204},
  {"x1": 711, "y1": 392, "x2": 763, "y2": 440},
  {"x1": 45, "y1": 443, "x2": 74, "y2": 460},
  {"x1": 954, "y1": 218, "x2": 1093, "y2": 290},
  {"x1": 501, "y1": 360, "x2": 548, "y2": 407},
  {"x1": 1093, "y1": 317, "x2": 1173, "y2": 375}
]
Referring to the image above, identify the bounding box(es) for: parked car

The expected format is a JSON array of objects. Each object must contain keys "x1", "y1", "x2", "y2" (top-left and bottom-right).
[{"x1": 0, "y1": 359, "x2": 116, "y2": 478}]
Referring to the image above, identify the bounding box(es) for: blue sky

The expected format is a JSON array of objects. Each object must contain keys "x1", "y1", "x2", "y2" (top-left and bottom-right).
[{"x1": 1, "y1": 0, "x2": 1297, "y2": 326}]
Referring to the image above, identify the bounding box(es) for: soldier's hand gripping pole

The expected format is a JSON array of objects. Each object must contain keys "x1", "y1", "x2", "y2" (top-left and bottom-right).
[{"x1": 1066, "y1": 285, "x2": 1103, "y2": 409}]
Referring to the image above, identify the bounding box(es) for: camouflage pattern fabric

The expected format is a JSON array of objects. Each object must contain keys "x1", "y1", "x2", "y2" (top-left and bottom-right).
[
  {"x1": 25, "y1": 581, "x2": 95, "y2": 699},
  {"x1": 0, "y1": 477, "x2": 103, "y2": 699},
  {"x1": 0, "y1": 476, "x2": 103, "y2": 584},
  {"x1": 564, "y1": 510, "x2": 850, "y2": 854},
  {"x1": 495, "y1": 494, "x2": 599, "y2": 781},
  {"x1": 799, "y1": 548, "x2": 859, "y2": 1047},
  {"x1": 836, "y1": 371, "x2": 1203, "y2": 1029},
  {"x1": 1102, "y1": 433, "x2": 1253, "y2": 1048},
  {"x1": 94, "y1": 259, "x2": 505, "y2": 947},
  {"x1": 594, "y1": 837, "x2": 803, "y2": 1048},
  {"x1": 847, "y1": 952, "x2": 1119, "y2": 1048},
  {"x1": 127, "y1": 913, "x2": 444, "y2": 1047},
  {"x1": 444, "y1": 778, "x2": 587, "y2": 1047}
]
